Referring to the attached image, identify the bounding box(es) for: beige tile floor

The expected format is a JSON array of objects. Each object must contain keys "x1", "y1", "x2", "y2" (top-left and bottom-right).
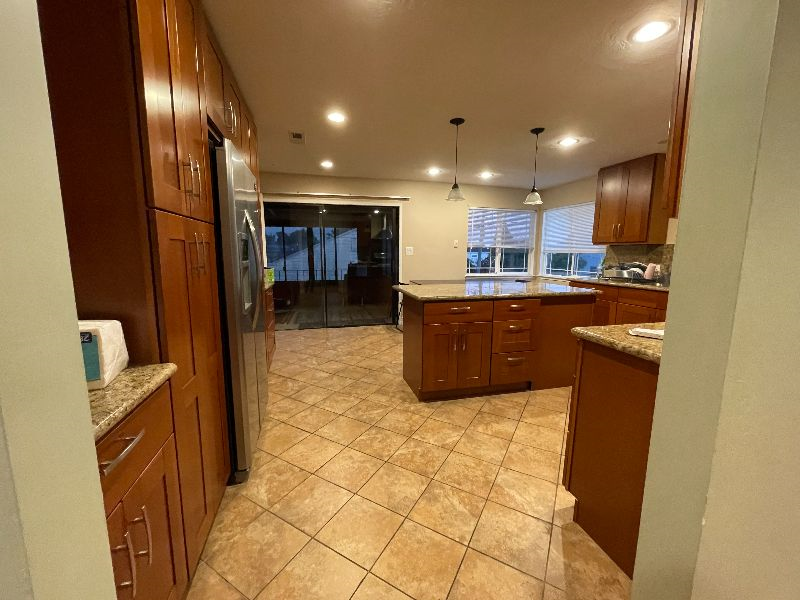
[{"x1": 188, "y1": 326, "x2": 631, "y2": 600}]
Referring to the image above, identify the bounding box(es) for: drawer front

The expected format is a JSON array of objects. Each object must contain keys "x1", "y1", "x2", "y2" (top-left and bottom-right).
[
  {"x1": 96, "y1": 383, "x2": 173, "y2": 516},
  {"x1": 424, "y1": 300, "x2": 493, "y2": 324},
  {"x1": 493, "y1": 298, "x2": 541, "y2": 320},
  {"x1": 617, "y1": 287, "x2": 668, "y2": 310},
  {"x1": 490, "y1": 352, "x2": 535, "y2": 385},
  {"x1": 492, "y1": 319, "x2": 536, "y2": 353},
  {"x1": 569, "y1": 281, "x2": 619, "y2": 301}
]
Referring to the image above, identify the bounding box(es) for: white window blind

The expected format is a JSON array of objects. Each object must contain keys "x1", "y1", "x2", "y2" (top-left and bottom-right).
[
  {"x1": 468, "y1": 208, "x2": 534, "y2": 249},
  {"x1": 541, "y1": 203, "x2": 599, "y2": 254}
]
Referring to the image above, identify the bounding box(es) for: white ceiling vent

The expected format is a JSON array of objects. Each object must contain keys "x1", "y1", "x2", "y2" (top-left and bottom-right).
[{"x1": 288, "y1": 130, "x2": 305, "y2": 144}]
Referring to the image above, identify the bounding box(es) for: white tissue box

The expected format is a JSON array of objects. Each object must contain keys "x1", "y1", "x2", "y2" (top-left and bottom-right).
[{"x1": 79, "y1": 320, "x2": 129, "y2": 390}]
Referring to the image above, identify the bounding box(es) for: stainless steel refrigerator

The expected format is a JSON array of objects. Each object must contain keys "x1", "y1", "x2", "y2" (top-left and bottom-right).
[{"x1": 216, "y1": 139, "x2": 268, "y2": 483}]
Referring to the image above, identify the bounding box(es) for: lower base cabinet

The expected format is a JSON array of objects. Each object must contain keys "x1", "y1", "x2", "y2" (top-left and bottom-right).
[
  {"x1": 98, "y1": 384, "x2": 187, "y2": 599},
  {"x1": 569, "y1": 281, "x2": 668, "y2": 326}
]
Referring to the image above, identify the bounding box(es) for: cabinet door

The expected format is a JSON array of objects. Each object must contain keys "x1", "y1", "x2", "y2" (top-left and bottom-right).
[
  {"x1": 151, "y1": 210, "x2": 227, "y2": 573},
  {"x1": 593, "y1": 165, "x2": 629, "y2": 243},
  {"x1": 224, "y1": 78, "x2": 242, "y2": 149},
  {"x1": 615, "y1": 303, "x2": 657, "y2": 325},
  {"x1": 249, "y1": 120, "x2": 259, "y2": 183},
  {"x1": 422, "y1": 324, "x2": 459, "y2": 391},
  {"x1": 122, "y1": 437, "x2": 187, "y2": 600},
  {"x1": 174, "y1": 0, "x2": 212, "y2": 223},
  {"x1": 107, "y1": 504, "x2": 135, "y2": 599},
  {"x1": 456, "y1": 321, "x2": 492, "y2": 389},
  {"x1": 201, "y1": 25, "x2": 226, "y2": 132},
  {"x1": 619, "y1": 155, "x2": 656, "y2": 242},
  {"x1": 133, "y1": 0, "x2": 192, "y2": 217},
  {"x1": 240, "y1": 107, "x2": 253, "y2": 171},
  {"x1": 592, "y1": 299, "x2": 617, "y2": 326}
]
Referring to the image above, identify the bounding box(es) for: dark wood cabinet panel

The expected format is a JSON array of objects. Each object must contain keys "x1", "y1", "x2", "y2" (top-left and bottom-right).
[
  {"x1": 107, "y1": 504, "x2": 134, "y2": 599},
  {"x1": 121, "y1": 437, "x2": 187, "y2": 599},
  {"x1": 530, "y1": 297, "x2": 594, "y2": 389},
  {"x1": 619, "y1": 155, "x2": 657, "y2": 242},
  {"x1": 565, "y1": 341, "x2": 659, "y2": 577},
  {"x1": 151, "y1": 210, "x2": 227, "y2": 573},
  {"x1": 201, "y1": 22, "x2": 226, "y2": 133},
  {"x1": 490, "y1": 351, "x2": 536, "y2": 385},
  {"x1": 223, "y1": 78, "x2": 242, "y2": 149},
  {"x1": 594, "y1": 165, "x2": 629, "y2": 243},
  {"x1": 592, "y1": 299, "x2": 617, "y2": 326},
  {"x1": 493, "y1": 298, "x2": 540, "y2": 320},
  {"x1": 423, "y1": 301, "x2": 494, "y2": 324},
  {"x1": 456, "y1": 321, "x2": 492, "y2": 388},
  {"x1": 422, "y1": 323, "x2": 459, "y2": 391},
  {"x1": 664, "y1": 0, "x2": 704, "y2": 217}
]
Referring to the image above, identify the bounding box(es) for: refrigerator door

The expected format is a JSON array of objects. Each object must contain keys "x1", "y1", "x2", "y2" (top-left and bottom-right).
[{"x1": 216, "y1": 140, "x2": 266, "y2": 481}]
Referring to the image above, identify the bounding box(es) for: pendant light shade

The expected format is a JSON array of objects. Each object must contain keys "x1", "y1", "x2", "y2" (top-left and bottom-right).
[
  {"x1": 523, "y1": 127, "x2": 545, "y2": 206},
  {"x1": 446, "y1": 117, "x2": 466, "y2": 201}
]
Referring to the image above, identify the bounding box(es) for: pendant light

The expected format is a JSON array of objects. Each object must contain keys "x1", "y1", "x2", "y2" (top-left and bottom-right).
[
  {"x1": 446, "y1": 117, "x2": 466, "y2": 201},
  {"x1": 524, "y1": 127, "x2": 545, "y2": 206}
]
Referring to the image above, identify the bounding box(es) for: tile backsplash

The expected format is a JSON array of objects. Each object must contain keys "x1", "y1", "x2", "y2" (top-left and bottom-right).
[{"x1": 603, "y1": 244, "x2": 675, "y2": 275}]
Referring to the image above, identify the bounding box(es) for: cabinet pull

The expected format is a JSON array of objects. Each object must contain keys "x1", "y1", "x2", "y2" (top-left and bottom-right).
[
  {"x1": 182, "y1": 154, "x2": 194, "y2": 201},
  {"x1": 618, "y1": 223, "x2": 624, "y2": 238},
  {"x1": 506, "y1": 325, "x2": 520, "y2": 331},
  {"x1": 193, "y1": 159, "x2": 202, "y2": 198},
  {"x1": 99, "y1": 430, "x2": 145, "y2": 476},
  {"x1": 508, "y1": 304, "x2": 524, "y2": 311},
  {"x1": 113, "y1": 530, "x2": 137, "y2": 598},
  {"x1": 131, "y1": 505, "x2": 153, "y2": 566},
  {"x1": 449, "y1": 306, "x2": 471, "y2": 313},
  {"x1": 201, "y1": 233, "x2": 209, "y2": 273},
  {"x1": 452, "y1": 332, "x2": 457, "y2": 353},
  {"x1": 461, "y1": 332, "x2": 466, "y2": 352},
  {"x1": 194, "y1": 233, "x2": 203, "y2": 272},
  {"x1": 506, "y1": 357, "x2": 524, "y2": 364},
  {"x1": 223, "y1": 100, "x2": 234, "y2": 132}
]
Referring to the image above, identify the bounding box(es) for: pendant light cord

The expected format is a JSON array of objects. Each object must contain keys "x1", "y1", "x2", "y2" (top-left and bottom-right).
[
  {"x1": 454, "y1": 124, "x2": 460, "y2": 186},
  {"x1": 533, "y1": 132, "x2": 539, "y2": 189}
]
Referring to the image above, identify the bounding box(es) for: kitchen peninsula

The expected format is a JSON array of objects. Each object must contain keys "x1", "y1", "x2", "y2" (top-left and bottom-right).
[
  {"x1": 394, "y1": 280, "x2": 596, "y2": 399},
  {"x1": 564, "y1": 322, "x2": 664, "y2": 577}
]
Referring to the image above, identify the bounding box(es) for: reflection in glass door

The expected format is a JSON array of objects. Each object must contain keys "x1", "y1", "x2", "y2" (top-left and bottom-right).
[{"x1": 263, "y1": 202, "x2": 399, "y2": 330}]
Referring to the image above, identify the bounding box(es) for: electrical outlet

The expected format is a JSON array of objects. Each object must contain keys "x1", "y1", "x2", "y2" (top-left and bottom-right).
[
  {"x1": 405, "y1": 246, "x2": 414, "y2": 256},
  {"x1": 453, "y1": 239, "x2": 459, "y2": 248}
]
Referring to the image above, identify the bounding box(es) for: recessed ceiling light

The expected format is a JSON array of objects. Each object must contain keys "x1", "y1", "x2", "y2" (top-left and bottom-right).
[
  {"x1": 327, "y1": 111, "x2": 346, "y2": 123},
  {"x1": 320, "y1": 160, "x2": 334, "y2": 169},
  {"x1": 479, "y1": 171, "x2": 494, "y2": 180},
  {"x1": 427, "y1": 166, "x2": 442, "y2": 176},
  {"x1": 632, "y1": 21, "x2": 672, "y2": 43},
  {"x1": 558, "y1": 137, "x2": 580, "y2": 147}
]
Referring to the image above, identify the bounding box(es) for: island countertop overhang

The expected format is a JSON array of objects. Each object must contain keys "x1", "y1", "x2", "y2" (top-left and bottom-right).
[{"x1": 393, "y1": 281, "x2": 597, "y2": 302}]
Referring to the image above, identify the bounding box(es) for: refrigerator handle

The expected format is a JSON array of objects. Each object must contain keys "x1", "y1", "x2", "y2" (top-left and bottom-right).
[{"x1": 244, "y1": 211, "x2": 264, "y2": 330}]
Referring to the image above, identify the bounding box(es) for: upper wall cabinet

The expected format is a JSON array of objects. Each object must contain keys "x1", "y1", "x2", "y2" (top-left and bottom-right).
[
  {"x1": 593, "y1": 154, "x2": 670, "y2": 245},
  {"x1": 663, "y1": 0, "x2": 704, "y2": 217}
]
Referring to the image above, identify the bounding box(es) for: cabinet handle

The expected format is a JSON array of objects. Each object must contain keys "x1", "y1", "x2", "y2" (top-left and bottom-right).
[
  {"x1": 183, "y1": 154, "x2": 194, "y2": 201},
  {"x1": 506, "y1": 357, "x2": 524, "y2": 364},
  {"x1": 98, "y1": 430, "x2": 145, "y2": 477},
  {"x1": 201, "y1": 233, "x2": 209, "y2": 273},
  {"x1": 113, "y1": 530, "x2": 137, "y2": 598},
  {"x1": 224, "y1": 100, "x2": 234, "y2": 133},
  {"x1": 449, "y1": 306, "x2": 471, "y2": 313},
  {"x1": 193, "y1": 159, "x2": 202, "y2": 199},
  {"x1": 452, "y1": 332, "x2": 457, "y2": 353},
  {"x1": 508, "y1": 304, "x2": 524, "y2": 311},
  {"x1": 506, "y1": 325, "x2": 520, "y2": 331},
  {"x1": 194, "y1": 233, "x2": 204, "y2": 272},
  {"x1": 461, "y1": 332, "x2": 466, "y2": 352},
  {"x1": 618, "y1": 223, "x2": 624, "y2": 238},
  {"x1": 131, "y1": 505, "x2": 153, "y2": 566}
]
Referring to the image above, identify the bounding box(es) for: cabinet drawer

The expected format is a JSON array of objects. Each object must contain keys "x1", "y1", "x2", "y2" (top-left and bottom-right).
[
  {"x1": 96, "y1": 384, "x2": 173, "y2": 516},
  {"x1": 492, "y1": 319, "x2": 536, "y2": 353},
  {"x1": 493, "y1": 298, "x2": 540, "y2": 320},
  {"x1": 491, "y1": 352, "x2": 535, "y2": 385},
  {"x1": 424, "y1": 301, "x2": 493, "y2": 324},
  {"x1": 617, "y1": 287, "x2": 668, "y2": 310}
]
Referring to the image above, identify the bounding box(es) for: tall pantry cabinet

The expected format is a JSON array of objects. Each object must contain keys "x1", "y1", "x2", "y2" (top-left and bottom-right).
[{"x1": 38, "y1": 0, "x2": 230, "y2": 586}]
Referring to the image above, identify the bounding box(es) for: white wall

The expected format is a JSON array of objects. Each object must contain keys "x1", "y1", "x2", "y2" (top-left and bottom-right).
[
  {"x1": 261, "y1": 172, "x2": 536, "y2": 282},
  {"x1": 0, "y1": 1, "x2": 117, "y2": 597},
  {"x1": 633, "y1": 0, "x2": 798, "y2": 598}
]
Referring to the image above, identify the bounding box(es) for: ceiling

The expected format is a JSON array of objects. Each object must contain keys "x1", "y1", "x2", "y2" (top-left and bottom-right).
[{"x1": 203, "y1": 0, "x2": 681, "y2": 190}]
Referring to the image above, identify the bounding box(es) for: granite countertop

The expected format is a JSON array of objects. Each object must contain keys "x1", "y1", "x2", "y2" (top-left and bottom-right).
[
  {"x1": 90, "y1": 363, "x2": 177, "y2": 440},
  {"x1": 566, "y1": 277, "x2": 669, "y2": 293},
  {"x1": 571, "y1": 323, "x2": 665, "y2": 364},
  {"x1": 394, "y1": 280, "x2": 597, "y2": 301}
]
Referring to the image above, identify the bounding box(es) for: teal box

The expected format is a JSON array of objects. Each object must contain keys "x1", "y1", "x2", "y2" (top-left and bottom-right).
[{"x1": 80, "y1": 331, "x2": 101, "y2": 383}]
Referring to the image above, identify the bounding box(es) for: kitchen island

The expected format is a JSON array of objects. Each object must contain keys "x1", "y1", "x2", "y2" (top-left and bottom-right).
[
  {"x1": 563, "y1": 322, "x2": 663, "y2": 577},
  {"x1": 394, "y1": 280, "x2": 596, "y2": 400}
]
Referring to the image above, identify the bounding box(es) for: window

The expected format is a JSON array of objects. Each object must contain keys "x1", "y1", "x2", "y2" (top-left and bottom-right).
[
  {"x1": 467, "y1": 208, "x2": 535, "y2": 275},
  {"x1": 540, "y1": 202, "x2": 604, "y2": 277}
]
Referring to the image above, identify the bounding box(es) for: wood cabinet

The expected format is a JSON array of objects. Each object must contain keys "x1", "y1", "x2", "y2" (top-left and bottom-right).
[
  {"x1": 569, "y1": 281, "x2": 668, "y2": 326},
  {"x1": 664, "y1": 0, "x2": 704, "y2": 217},
  {"x1": 593, "y1": 154, "x2": 669, "y2": 244},
  {"x1": 403, "y1": 295, "x2": 592, "y2": 399},
  {"x1": 564, "y1": 341, "x2": 660, "y2": 577},
  {"x1": 99, "y1": 385, "x2": 187, "y2": 599},
  {"x1": 152, "y1": 211, "x2": 228, "y2": 571}
]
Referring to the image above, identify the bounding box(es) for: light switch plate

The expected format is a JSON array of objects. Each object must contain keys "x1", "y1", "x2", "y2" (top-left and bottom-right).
[
  {"x1": 405, "y1": 246, "x2": 414, "y2": 256},
  {"x1": 453, "y1": 239, "x2": 459, "y2": 248}
]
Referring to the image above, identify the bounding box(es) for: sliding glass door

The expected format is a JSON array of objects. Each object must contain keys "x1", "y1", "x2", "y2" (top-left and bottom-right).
[{"x1": 263, "y1": 202, "x2": 399, "y2": 329}]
